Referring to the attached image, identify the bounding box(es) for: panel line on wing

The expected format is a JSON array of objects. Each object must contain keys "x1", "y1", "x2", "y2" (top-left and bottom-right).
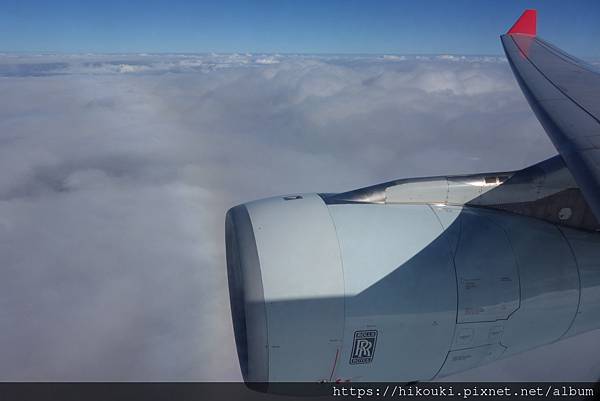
[{"x1": 509, "y1": 35, "x2": 600, "y2": 127}]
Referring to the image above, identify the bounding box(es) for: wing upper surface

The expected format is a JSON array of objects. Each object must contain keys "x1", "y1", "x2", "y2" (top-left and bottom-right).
[{"x1": 501, "y1": 11, "x2": 600, "y2": 220}]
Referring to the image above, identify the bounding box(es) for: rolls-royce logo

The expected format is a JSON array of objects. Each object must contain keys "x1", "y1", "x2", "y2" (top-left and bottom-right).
[{"x1": 349, "y1": 330, "x2": 377, "y2": 364}]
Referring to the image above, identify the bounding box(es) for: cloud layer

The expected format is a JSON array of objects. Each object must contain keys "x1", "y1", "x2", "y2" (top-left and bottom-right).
[{"x1": 1, "y1": 53, "x2": 596, "y2": 381}]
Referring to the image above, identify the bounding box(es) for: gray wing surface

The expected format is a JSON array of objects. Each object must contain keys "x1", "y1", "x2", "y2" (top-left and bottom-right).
[{"x1": 501, "y1": 26, "x2": 600, "y2": 220}]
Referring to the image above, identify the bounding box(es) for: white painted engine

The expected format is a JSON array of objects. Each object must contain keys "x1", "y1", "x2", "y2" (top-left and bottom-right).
[{"x1": 226, "y1": 161, "x2": 600, "y2": 383}]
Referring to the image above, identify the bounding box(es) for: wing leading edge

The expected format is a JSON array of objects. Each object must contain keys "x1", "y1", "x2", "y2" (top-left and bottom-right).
[{"x1": 501, "y1": 10, "x2": 600, "y2": 221}]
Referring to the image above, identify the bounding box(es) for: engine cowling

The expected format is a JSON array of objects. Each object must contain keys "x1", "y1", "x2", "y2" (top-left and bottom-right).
[
  {"x1": 226, "y1": 194, "x2": 346, "y2": 382},
  {"x1": 226, "y1": 192, "x2": 597, "y2": 383}
]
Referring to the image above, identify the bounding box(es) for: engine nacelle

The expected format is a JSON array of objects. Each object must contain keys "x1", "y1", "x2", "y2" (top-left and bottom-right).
[{"x1": 226, "y1": 192, "x2": 600, "y2": 383}]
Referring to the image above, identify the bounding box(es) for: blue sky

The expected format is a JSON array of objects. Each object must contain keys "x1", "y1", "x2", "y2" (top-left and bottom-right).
[{"x1": 2, "y1": 0, "x2": 600, "y2": 56}]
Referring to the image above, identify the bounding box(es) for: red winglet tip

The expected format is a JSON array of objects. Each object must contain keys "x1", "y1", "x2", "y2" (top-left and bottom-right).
[{"x1": 507, "y1": 9, "x2": 537, "y2": 36}]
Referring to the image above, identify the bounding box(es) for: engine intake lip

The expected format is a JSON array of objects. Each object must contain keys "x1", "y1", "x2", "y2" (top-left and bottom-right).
[
  {"x1": 225, "y1": 206, "x2": 248, "y2": 380},
  {"x1": 225, "y1": 205, "x2": 268, "y2": 383}
]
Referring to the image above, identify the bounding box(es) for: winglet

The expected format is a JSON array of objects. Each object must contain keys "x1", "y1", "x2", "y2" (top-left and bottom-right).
[{"x1": 507, "y1": 9, "x2": 537, "y2": 36}]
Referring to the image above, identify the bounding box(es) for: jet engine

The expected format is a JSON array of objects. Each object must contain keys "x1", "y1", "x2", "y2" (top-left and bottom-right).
[{"x1": 226, "y1": 166, "x2": 600, "y2": 383}]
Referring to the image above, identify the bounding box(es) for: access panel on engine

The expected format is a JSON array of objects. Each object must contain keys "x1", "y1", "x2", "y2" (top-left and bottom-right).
[{"x1": 454, "y1": 212, "x2": 520, "y2": 323}]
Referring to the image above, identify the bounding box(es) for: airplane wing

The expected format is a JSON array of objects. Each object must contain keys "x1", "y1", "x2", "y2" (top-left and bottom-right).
[{"x1": 501, "y1": 10, "x2": 600, "y2": 221}]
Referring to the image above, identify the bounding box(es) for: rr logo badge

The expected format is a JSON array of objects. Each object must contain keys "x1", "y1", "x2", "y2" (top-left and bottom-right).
[{"x1": 349, "y1": 330, "x2": 377, "y2": 364}]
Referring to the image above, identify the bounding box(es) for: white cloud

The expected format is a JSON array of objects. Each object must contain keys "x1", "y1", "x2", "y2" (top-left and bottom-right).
[
  {"x1": 382, "y1": 55, "x2": 407, "y2": 61},
  {"x1": 1, "y1": 53, "x2": 593, "y2": 381},
  {"x1": 254, "y1": 56, "x2": 280, "y2": 65}
]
